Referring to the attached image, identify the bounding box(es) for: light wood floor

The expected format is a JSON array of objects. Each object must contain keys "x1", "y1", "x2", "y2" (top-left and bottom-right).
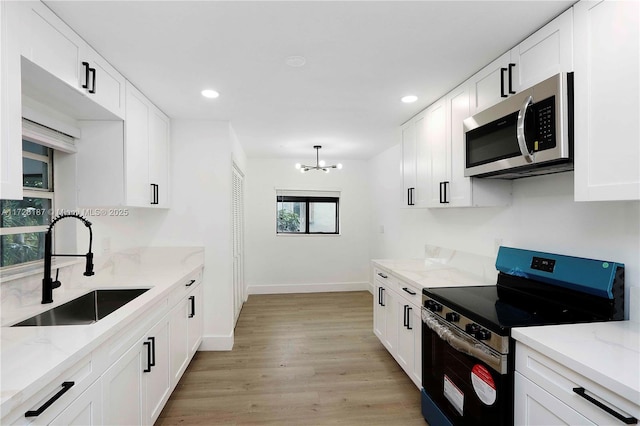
[{"x1": 156, "y1": 291, "x2": 425, "y2": 425}]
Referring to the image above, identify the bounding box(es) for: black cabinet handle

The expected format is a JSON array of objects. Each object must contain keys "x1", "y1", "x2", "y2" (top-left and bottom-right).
[
  {"x1": 443, "y1": 181, "x2": 449, "y2": 204},
  {"x1": 380, "y1": 287, "x2": 385, "y2": 307},
  {"x1": 82, "y1": 62, "x2": 90, "y2": 89},
  {"x1": 439, "y1": 182, "x2": 444, "y2": 203},
  {"x1": 377, "y1": 287, "x2": 382, "y2": 306},
  {"x1": 186, "y1": 279, "x2": 196, "y2": 287},
  {"x1": 89, "y1": 67, "x2": 96, "y2": 94},
  {"x1": 508, "y1": 63, "x2": 516, "y2": 94},
  {"x1": 407, "y1": 306, "x2": 413, "y2": 329},
  {"x1": 500, "y1": 67, "x2": 508, "y2": 98},
  {"x1": 143, "y1": 339, "x2": 152, "y2": 372},
  {"x1": 572, "y1": 387, "x2": 637, "y2": 424},
  {"x1": 149, "y1": 336, "x2": 156, "y2": 367},
  {"x1": 25, "y1": 381, "x2": 75, "y2": 417},
  {"x1": 408, "y1": 187, "x2": 415, "y2": 206},
  {"x1": 150, "y1": 184, "x2": 159, "y2": 205},
  {"x1": 377, "y1": 272, "x2": 388, "y2": 279},
  {"x1": 189, "y1": 296, "x2": 195, "y2": 318},
  {"x1": 403, "y1": 305, "x2": 409, "y2": 328},
  {"x1": 155, "y1": 184, "x2": 159, "y2": 205},
  {"x1": 402, "y1": 287, "x2": 416, "y2": 296}
]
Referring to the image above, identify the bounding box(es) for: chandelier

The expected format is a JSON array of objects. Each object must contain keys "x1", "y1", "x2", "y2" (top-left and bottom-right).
[{"x1": 295, "y1": 145, "x2": 343, "y2": 173}]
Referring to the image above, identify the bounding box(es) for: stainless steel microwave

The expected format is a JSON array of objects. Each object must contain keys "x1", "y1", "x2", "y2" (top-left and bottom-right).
[{"x1": 463, "y1": 72, "x2": 573, "y2": 179}]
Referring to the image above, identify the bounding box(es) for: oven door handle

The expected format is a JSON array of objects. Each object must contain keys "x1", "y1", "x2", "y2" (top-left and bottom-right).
[
  {"x1": 516, "y1": 95, "x2": 535, "y2": 164},
  {"x1": 422, "y1": 308, "x2": 507, "y2": 374}
]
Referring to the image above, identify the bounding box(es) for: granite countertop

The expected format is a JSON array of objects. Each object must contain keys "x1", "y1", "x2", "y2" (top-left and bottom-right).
[
  {"x1": 0, "y1": 246, "x2": 205, "y2": 418},
  {"x1": 512, "y1": 320, "x2": 640, "y2": 409}
]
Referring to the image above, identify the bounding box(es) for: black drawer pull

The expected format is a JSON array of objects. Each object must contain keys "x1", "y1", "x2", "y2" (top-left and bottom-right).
[
  {"x1": 377, "y1": 272, "x2": 388, "y2": 279},
  {"x1": 572, "y1": 387, "x2": 637, "y2": 424},
  {"x1": 380, "y1": 287, "x2": 385, "y2": 307},
  {"x1": 89, "y1": 67, "x2": 96, "y2": 94},
  {"x1": 407, "y1": 306, "x2": 412, "y2": 330},
  {"x1": 500, "y1": 67, "x2": 508, "y2": 98},
  {"x1": 25, "y1": 381, "x2": 75, "y2": 417},
  {"x1": 82, "y1": 62, "x2": 90, "y2": 89},
  {"x1": 186, "y1": 279, "x2": 196, "y2": 287},
  {"x1": 402, "y1": 287, "x2": 416, "y2": 295},
  {"x1": 189, "y1": 295, "x2": 195, "y2": 318}
]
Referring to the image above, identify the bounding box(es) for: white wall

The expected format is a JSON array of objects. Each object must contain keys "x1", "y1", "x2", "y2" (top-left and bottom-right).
[
  {"x1": 244, "y1": 158, "x2": 371, "y2": 294},
  {"x1": 369, "y1": 144, "x2": 640, "y2": 317},
  {"x1": 86, "y1": 120, "x2": 240, "y2": 350}
]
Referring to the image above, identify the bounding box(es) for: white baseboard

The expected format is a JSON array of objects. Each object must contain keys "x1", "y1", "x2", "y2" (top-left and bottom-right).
[
  {"x1": 199, "y1": 333, "x2": 234, "y2": 351},
  {"x1": 247, "y1": 281, "x2": 369, "y2": 295},
  {"x1": 368, "y1": 281, "x2": 374, "y2": 294}
]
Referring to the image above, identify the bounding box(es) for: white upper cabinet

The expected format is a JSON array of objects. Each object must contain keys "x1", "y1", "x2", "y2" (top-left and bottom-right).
[
  {"x1": 573, "y1": 0, "x2": 640, "y2": 201},
  {"x1": 0, "y1": 1, "x2": 24, "y2": 200},
  {"x1": 470, "y1": 52, "x2": 514, "y2": 115},
  {"x1": 510, "y1": 8, "x2": 574, "y2": 93},
  {"x1": 401, "y1": 119, "x2": 417, "y2": 206},
  {"x1": 470, "y1": 8, "x2": 573, "y2": 116},
  {"x1": 424, "y1": 84, "x2": 511, "y2": 208},
  {"x1": 16, "y1": 1, "x2": 125, "y2": 119}
]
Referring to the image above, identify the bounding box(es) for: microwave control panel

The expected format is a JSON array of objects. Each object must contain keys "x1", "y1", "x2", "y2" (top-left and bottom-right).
[{"x1": 532, "y1": 96, "x2": 556, "y2": 152}]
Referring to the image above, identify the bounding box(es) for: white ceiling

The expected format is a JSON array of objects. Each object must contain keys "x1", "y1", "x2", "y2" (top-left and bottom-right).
[{"x1": 45, "y1": 1, "x2": 574, "y2": 161}]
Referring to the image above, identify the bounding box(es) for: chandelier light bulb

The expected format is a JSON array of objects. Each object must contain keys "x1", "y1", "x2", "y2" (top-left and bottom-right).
[
  {"x1": 300, "y1": 168, "x2": 306, "y2": 173},
  {"x1": 319, "y1": 160, "x2": 326, "y2": 167},
  {"x1": 324, "y1": 168, "x2": 330, "y2": 173},
  {"x1": 336, "y1": 163, "x2": 343, "y2": 170},
  {"x1": 295, "y1": 163, "x2": 301, "y2": 169}
]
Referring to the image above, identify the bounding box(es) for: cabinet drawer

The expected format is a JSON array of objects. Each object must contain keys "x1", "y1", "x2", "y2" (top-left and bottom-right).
[
  {"x1": 516, "y1": 343, "x2": 639, "y2": 424},
  {"x1": 394, "y1": 279, "x2": 421, "y2": 305},
  {"x1": 168, "y1": 270, "x2": 203, "y2": 307},
  {"x1": 6, "y1": 354, "x2": 97, "y2": 425}
]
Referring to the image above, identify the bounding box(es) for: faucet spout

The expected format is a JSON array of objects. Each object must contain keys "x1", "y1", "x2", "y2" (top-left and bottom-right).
[{"x1": 42, "y1": 213, "x2": 95, "y2": 304}]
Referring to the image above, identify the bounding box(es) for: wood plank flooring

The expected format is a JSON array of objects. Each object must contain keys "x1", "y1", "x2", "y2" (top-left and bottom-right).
[{"x1": 156, "y1": 291, "x2": 425, "y2": 425}]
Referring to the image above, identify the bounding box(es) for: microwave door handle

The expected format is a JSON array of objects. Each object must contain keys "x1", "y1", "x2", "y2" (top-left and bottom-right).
[{"x1": 516, "y1": 95, "x2": 535, "y2": 163}]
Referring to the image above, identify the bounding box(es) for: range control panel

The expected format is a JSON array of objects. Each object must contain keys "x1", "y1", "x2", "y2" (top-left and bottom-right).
[{"x1": 531, "y1": 256, "x2": 556, "y2": 273}]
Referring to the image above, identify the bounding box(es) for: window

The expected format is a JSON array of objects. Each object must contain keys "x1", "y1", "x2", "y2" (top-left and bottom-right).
[
  {"x1": 276, "y1": 190, "x2": 340, "y2": 234},
  {"x1": 0, "y1": 140, "x2": 54, "y2": 268}
]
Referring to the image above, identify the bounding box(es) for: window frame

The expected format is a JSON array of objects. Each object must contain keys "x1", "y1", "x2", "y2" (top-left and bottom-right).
[
  {"x1": 0, "y1": 140, "x2": 54, "y2": 270},
  {"x1": 276, "y1": 195, "x2": 340, "y2": 235}
]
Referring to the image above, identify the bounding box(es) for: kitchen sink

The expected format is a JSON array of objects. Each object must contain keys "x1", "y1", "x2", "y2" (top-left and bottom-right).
[{"x1": 11, "y1": 288, "x2": 149, "y2": 327}]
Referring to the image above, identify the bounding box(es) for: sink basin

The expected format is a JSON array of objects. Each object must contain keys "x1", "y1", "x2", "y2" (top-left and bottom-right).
[{"x1": 11, "y1": 289, "x2": 149, "y2": 327}]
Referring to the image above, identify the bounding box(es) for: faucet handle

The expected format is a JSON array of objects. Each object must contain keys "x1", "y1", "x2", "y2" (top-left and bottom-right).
[
  {"x1": 52, "y1": 269, "x2": 61, "y2": 289},
  {"x1": 84, "y1": 252, "x2": 95, "y2": 276}
]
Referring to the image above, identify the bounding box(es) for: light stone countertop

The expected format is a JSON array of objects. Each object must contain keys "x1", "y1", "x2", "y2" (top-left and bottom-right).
[
  {"x1": 372, "y1": 252, "x2": 497, "y2": 289},
  {"x1": 0, "y1": 246, "x2": 205, "y2": 418},
  {"x1": 512, "y1": 321, "x2": 640, "y2": 410}
]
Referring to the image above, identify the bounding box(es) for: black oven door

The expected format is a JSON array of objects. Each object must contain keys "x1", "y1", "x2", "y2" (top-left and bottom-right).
[{"x1": 421, "y1": 309, "x2": 511, "y2": 426}]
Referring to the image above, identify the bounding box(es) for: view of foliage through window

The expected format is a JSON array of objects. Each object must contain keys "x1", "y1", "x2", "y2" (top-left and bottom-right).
[
  {"x1": 0, "y1": 140, "x2": 53, "y2": 268},
  {"x1": 276, "y1": 195, "x2": 339, "y2": 234}
]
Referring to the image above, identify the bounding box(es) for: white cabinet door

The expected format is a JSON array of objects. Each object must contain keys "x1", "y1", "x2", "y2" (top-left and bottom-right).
[
  {"x1": 50, "y1": 379, "x2": 102, "y2": 426},
  {"x1": 382, "y1": 286, "x2": 398, "y2": 353},
  {"x1": 413, "y1": 111, "x2": 430, "y2": 207},
  {"x1": 80, "y1": 45, "x2": 126, "y2": 119},
  {"x1": 187, "y1": 283, "x2": 204, "y2": 355},
  {"x1": 102, "y1": 338, "x2": 145, "y2": 426},
  {"x1": 0, "y1": 1, "x2": 24, "y2": 200},
  {"x1": 373, "y1": 283, "x2": 386, "y2": 341},
  {"x1": 510, "y1": 8, "x2": 573, "y2": 92},
  {"x1": 148, "y1": 107, "x2": 170, "y2": 208},
  {"x1": 515, "y1": 372, "x2": 596, "y2": 426},
  {"x1": 446, "y1": 84, "x2": 473, "y2": 207},
  {"x1": 169, "y1": 297, "x2": 190, "y2": 386},
  {"x1": 395, "y1": 300, "x2": 413, "y2": 373},
  {"x1": 424, "y1": 99, "x2": 448, "y2": 207},
  {"x1": 470, "y1": 52, "x2": 513, "y2": 114},
  {"x1": 125, "y1": 82, "x2": 152, "y2": 207},
  {"x1": 401, "y1": 120, "x2": 417, "y2": 207},
  {"x1": 144, "y1": 316, "x2": 171, "y2": 424},
  {"x1": 26, "y1": 1, "x2": 83, "y2": 91},
  {"x1": 573, "y1": 0, "x2": 640, "y2": 201}
]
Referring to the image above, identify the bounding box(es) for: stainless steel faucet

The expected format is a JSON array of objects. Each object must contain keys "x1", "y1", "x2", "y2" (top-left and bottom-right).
[{"x1": 42, "y1": 213, "x2": 95, "y2": 304}]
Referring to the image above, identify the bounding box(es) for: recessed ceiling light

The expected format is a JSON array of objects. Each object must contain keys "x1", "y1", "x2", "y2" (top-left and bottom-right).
[
  {"x1": 401, "y1": 95, "x2": 418, "y2": 103},
  {"x1": 201, "y1": 89, "x2": 220, "y2": 99},
  {"x1": 285, "y1": 56, "x2": 306, "y2": 67}
]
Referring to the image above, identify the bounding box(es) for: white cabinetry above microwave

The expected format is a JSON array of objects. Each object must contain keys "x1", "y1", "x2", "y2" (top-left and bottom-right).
[{"x1": 469, "y1": 8, "x2": 573, "y2": 116}]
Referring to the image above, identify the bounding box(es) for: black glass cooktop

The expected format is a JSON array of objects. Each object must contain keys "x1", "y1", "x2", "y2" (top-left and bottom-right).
[{"x1": 422, "y1": 284, "x2": 607, "y2": 336}]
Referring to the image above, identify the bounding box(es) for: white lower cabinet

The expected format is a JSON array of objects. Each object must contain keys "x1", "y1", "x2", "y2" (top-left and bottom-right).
[
  {"x1": 372, "y1": 266, "x2": 422, "y2": 389},
  {"x1": 515, "y1": 342, "x2": 639, "y2": 425},
  {"x1": 49, "y1": 378, "x2": 103, "y2": 426},
  {"x1": 2, "y1": 269, "x2": 204, "y2": 426}
]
